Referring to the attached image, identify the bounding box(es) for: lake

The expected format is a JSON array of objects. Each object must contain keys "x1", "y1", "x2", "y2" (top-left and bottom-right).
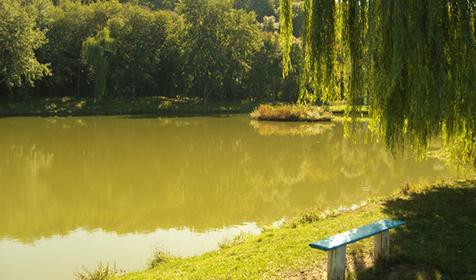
[{"x1": 0, "y1": 115, "x2": 458, "y2": 280}]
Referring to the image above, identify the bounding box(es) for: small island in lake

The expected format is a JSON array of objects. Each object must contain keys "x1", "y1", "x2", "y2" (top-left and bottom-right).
[{"x1": 250, "y1": 104, "x2": 333, "y2": 122}]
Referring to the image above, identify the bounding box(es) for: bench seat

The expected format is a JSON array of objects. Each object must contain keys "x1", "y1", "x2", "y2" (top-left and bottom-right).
[
  {"x1": 309, "y1": 219, "x2": 406, "y2": 280},
  {"x1": 309, "y1": 219, "x2": 405, "y2": 251}
]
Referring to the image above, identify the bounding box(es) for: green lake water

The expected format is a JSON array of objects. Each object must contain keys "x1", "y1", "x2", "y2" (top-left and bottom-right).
[{"x1": 0, "y1": 115, "x2": 461, "y2": 280}]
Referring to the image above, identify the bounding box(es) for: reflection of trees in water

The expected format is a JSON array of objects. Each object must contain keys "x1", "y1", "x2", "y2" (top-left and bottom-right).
[
  {"x1": 250, "y1": 120, "x2": 334, "y2": 136},
  {"x1": 0, "y1": 116, "x2": 451, "y2": 243},
  {"x1": 0, "y1": 144, "x2": 54, "y2": 178},
  {"x1": 0, "y1": 144, "x2": 55, "y2": 243}
]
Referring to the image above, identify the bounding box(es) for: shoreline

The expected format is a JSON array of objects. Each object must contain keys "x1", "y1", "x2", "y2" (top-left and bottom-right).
[
  {"x1": 110, "y1": 178, "x2": 476, "y2": 280},
  {"x1": 0, "y1": 98, "x2": 368, "y2": 119}
]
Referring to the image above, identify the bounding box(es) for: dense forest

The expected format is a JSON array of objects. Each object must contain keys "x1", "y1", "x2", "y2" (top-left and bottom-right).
[{"x1": 0, "y1": 0, "x2": 307, "y2": 103}]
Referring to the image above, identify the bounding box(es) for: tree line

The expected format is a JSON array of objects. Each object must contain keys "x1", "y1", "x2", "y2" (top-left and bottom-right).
[{"x1": 0, "y1": 0, "x2": 306, "y2": 104}]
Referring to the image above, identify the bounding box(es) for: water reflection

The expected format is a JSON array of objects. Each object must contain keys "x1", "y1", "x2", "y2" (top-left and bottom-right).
[
  {"x1": 250, "y1": 120, "x2": 335, "y2": 136},
  {"x1": 0, "y1": 115, "x2": 457, "y2": 279}
]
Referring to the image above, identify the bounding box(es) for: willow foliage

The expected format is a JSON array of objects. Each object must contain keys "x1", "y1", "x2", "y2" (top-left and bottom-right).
[
  {"x1": 283, "y1": 0, "x2": 476, "y2": 162},
  {"x1": 297, "y1": 0, "x2": 315, "y2": 104},
  {"x1": 82, "y1": 28, "x2": 115, "y2": 102},
  {"x1": 280, "y1": 0, "x2": 293, "y2": 78}
]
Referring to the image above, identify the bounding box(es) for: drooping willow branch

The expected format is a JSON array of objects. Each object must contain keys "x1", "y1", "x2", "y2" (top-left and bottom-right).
[
  {"x1": 282, "y1": 0, "x2": 476, "y2": 162},
  {"x1": 280, "y1": 0, "x2": 293, "y2": 78},
  {"x1": 297, "y1": 0, "x2": 314, "y2": 104}
]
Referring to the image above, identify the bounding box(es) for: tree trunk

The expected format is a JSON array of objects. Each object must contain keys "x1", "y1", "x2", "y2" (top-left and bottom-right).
[
  {"x1": 203, "y1": 79, "x2": 210, "y2": 106},
  {"x1": 76, "y1": 69, "x2": 81, "y2": 97},
  {"x1": 272, "y1": 78, "x2": 276, "y2": 102}
]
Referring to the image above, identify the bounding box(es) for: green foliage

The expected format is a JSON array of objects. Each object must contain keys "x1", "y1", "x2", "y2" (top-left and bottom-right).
[
  {"x1": 291, "y1": 1, "x2": 304, "y2": 37},
  {"x1": 365, "y1": 0, "x2": 476, "y2": 160},
  {"x1": 180, "y1": 0, "x2": 263, "y2": 103},
  {"x1": 0, "y1": 0, "x2": 50, "y2": 92},
  {"x1": 246, "y1": 32, "x2": 281, "y2": 99},
  {"x1": 3, "y1": 0, "x2": 298, "y2": 104},
  {"x1": 233, "y1": 0, "x2": 276, "y2": 21},
  {"x1": 297, "y1": 0, "x2": 314, "y2": 104},
  {"x1": 37, "y1": 0, "x2": 121, "y2": 97},
  {"x1": 135, "y1": 0, "x2": 177, "y2": 10},
  {"x1": 107, "y1": 6, "x2": 180, "y2": 97},
  {"x1": 281, "y1": 0, "x2": 476, "y2": 162},
  {"x1": 82, "y1": 27, "x2": 115, "y2": 102},
  {"x1": 309, "y1": 0, "x2": 335, "y2": 102},
  {"x1": 279, "y1": 0, "x2": 293, "y2": 78},
  {"x1": 222, "y1": 9, "x2": 264, "y2": 98}
]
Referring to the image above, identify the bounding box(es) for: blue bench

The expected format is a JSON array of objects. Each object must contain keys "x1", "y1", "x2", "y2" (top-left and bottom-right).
[{"x1": 309, "y1": 220, "x2": 405, "y2": 280}]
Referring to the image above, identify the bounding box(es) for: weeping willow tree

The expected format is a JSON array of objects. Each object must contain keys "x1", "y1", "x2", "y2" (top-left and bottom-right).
[
  {"x1": 82, "y1": 28, "x2": 114, "y2": 103},
  {"x1": 282, "y1": 0, "x2": 476, "y2": 163}
]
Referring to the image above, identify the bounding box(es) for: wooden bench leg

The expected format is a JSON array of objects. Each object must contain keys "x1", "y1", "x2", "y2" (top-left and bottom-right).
[
  {"x1": 327, "y1": 245, "x2": 346, "y2": 280},
  {"x1": 374, "y1": 230, "x2": 390, "y2": 261}
]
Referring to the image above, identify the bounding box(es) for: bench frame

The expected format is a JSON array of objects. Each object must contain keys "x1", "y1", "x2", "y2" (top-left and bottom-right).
[{"x1": 309, "y1": 220, "x2": 405, "y2": 280}]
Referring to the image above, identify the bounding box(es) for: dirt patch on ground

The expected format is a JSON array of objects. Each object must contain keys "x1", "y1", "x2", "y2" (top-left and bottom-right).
[{"x1": 274, "y1": 245, "x2": 374, "y2": 280}]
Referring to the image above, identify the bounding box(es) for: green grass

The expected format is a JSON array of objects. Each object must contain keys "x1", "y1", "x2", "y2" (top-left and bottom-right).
[{"x1": 116, "y1": 179, "x2": 476, "y2": 280}]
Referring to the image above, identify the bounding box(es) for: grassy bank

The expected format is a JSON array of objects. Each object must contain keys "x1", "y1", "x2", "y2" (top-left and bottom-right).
[
  {"x1": 0, "y1": 96, "x2": 258, "y2": 117},
  {"x1": 114, "y1": 179, "x2": 476, "y2": 280}
]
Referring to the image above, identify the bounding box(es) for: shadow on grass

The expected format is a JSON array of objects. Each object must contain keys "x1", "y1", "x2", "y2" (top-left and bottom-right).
[{"x1": 354, "y1": 185, "x2": 476, "y2": 280}]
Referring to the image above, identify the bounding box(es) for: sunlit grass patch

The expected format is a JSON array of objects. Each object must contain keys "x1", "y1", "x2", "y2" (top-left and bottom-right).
[{"x1": 250, "y1": 104, "x2": 333, "y2": 122}]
